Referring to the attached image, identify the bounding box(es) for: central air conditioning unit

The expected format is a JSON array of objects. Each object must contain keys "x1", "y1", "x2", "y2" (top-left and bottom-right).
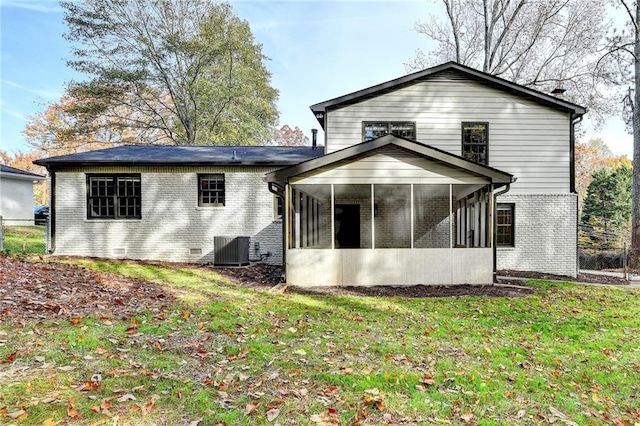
[{"x1": 213, "y1": 236, "x2": 250, "y2": 266}]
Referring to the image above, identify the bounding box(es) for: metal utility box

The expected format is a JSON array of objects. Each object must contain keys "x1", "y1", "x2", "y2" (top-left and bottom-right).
[{"x1": 213, "y1": 236, "x2": 250, "y2": 266}]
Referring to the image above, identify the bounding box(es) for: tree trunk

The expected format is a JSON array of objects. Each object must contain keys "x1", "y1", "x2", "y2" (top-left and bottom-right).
[{"x1": 631, "y1": 3, "x2": 640, "y2": 269}]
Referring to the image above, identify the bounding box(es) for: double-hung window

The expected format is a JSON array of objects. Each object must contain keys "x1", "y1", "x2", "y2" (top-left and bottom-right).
[
  {"x1": 462, "y1": 122, "x2": 489, "y2": 164},
  {"x1": 87, "y1": 174, "x2": 141, "y2": 219},
  {"x1": 199, "y1": 174, "x2": 225, "y2": 206},
  {"x1": 363, "y1": 122, "x2": 415, "y2": 141},
  {"x1": 496, "y1": 203, "x2": 515, "y2": 247}
]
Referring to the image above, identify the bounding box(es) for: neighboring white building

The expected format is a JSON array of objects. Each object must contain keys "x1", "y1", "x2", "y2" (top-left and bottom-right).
[
  {"x1": 0, "y1": 164, "x2": 46, "y2": 225},
  {"x1": 36, "y1": 62, "x2": 586, "y2": 285}
]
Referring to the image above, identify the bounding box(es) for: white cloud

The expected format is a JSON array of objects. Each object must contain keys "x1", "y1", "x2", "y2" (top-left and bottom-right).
[
  {"x1": 1, "y1": 79, "x2": 23, "y2": 88},
  {"x1": 1, "y1": 108, "x2": 26, "y2": 121},
  {"x1": 1, "y1": 0, "x2": 62, "y2": 13}
]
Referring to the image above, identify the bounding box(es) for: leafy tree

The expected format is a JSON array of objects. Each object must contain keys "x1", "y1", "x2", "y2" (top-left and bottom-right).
[
  {"x1": 580, "y1": 161, "x2": 632, "y2": 248},
  {"x1": 272, "y1": 125, "x2": 310, "y2": 146},
  {"x1": 23, "y1": 95, "x2": 166, "y2": 156},
  {"x1": 575, "y1": 139, "x2": 618, "y2": 215},
  {"x1": 600, "y1": 1, "x2": 640, "y2": 265},
  {"x1": 407, "y1": 0, "x2": 616, "y2": 123},
  {"x1": 61, "y1": 0, "x2": 279, "y2": 146}
]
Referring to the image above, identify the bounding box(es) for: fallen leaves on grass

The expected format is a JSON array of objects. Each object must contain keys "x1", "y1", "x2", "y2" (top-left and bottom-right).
[{"x1": 0, "y1": 257, "x2": 173, "y2": 323}]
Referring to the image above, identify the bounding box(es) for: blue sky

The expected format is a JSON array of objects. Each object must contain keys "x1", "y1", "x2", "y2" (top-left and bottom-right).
[{"x1": 0, "y1": 0, "x2": 633, "y2": 157}]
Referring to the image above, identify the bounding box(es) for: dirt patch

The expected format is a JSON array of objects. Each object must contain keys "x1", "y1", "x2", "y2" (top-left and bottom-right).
[
  {"x1": 498, "y1": 269, "x2": 630, "y2": 285},
  {"x1": 214, "y1": 264, "x2": 283, "y2": 288},
  {"x1": 287, "y1": 283, "x2": 533, "y2": 298},
  {"x1": 0, "y1": 256, "x2": 173, "y2": 324},
  {"x1": 215, "y1": 264, "x2": 535, "y2": 297}
]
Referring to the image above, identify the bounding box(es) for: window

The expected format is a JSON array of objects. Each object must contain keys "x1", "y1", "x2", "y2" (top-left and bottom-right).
[
  {"x1": 496, "y1": 203, "x2": 514, "y2": 247},
  {"x1": 199, "y1": 174, "x2": 225, "y2": 206},
  {"x1": 363, "y1": 122, "x2": 415, "y2": 141},
  {"x1": 87, "y1": 174, "x2": 141, "y2": 219},
  {"x1": 462, "y1": 122, "x2": 488, "y2": 164}
]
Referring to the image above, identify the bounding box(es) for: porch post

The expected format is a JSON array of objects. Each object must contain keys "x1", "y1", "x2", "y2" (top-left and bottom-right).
[
  {"x1": 285, "y1": 185, "x2": 291, "y2": 250},
  {"x1": 371, "y1": 184, "x2": 375, "y2": 249},
  {"x1": 410, "y1": 184, "x2": 414, "y2": 249},
  {"x1": 294, "y1": 188, "x2": 301, "y2": 249},
  {"x1": 449, "y1": 184, "x2": 453, "y2": 249},
  {"x1": 487, "y1": 186, "x2": 494, "y2": 248},
  {"x1": 301, "y1": 194, "x2": 307, "y2": 248},
  {"x1": 331, "y1": 184, "x2": 335, "y2": 250}
]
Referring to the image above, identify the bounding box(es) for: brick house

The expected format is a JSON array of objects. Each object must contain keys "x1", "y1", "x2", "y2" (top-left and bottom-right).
[{"x1": 36, "y1": 62, "x2": 586, "y2": 286}]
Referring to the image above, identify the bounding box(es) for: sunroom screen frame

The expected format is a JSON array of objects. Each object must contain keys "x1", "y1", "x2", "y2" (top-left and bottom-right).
[{"x1": 267, "y1": 135, "x2": 513, "y2": 287}]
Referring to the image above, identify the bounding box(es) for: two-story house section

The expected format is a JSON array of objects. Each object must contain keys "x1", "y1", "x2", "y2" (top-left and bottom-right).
[
  {"x1": 267, "y1": 62, "x2": 585, "y2": 286},
  {"x1": 36, "y1": 62, "x2": 585, "y2": 287}
]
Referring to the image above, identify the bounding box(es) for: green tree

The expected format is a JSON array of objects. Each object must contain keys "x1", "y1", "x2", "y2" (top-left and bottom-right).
[
  {"x1": 581, "y1": 162, "x2": 633, "y2": 248},
  {"x1": 61, "y1": 0, "x2": 278, "y2": 146}
]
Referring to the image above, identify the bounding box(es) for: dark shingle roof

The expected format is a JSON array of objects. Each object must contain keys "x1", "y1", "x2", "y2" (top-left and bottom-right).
[
  {"x1": 0, "y1": 164, "x2": 45, "y2": 178},
  {"x1": 310, "y1": 61, "x2": 587, "y2": 129},
  {"x1": 34, "y1": 145, "x2": 325, "y2": 168}
]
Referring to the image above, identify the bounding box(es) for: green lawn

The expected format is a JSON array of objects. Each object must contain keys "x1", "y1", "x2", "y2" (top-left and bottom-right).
[
  {"x1": 2, "y1": 225, "x2": 46, "y2": 254},
  {"x1": 1, "y1": 258, "x2": 639, "y2": 425}
]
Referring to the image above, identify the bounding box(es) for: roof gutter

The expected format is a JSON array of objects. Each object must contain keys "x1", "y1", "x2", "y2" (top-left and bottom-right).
[
  {"x1": 45, "y1": 166, "x2": 55, "y2": 254},
  {"x1": 569, "y1": 114, "x2": 584, "y2": 194}
]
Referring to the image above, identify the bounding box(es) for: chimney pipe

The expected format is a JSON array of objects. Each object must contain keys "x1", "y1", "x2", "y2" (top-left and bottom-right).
[{"x1": 311, "y1": 128, "x2": 318, "y2": 149}]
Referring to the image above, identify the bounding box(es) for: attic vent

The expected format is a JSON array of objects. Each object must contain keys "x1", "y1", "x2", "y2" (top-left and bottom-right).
[
  {"x1": 112, "y1": 248, "x2": 126, "y2": 256},
  {"x1": 214, "y1": 236, "x2": 250, "y2": 266}
]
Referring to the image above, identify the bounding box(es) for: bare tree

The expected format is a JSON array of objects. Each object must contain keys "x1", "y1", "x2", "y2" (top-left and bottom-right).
[
  {"x1": 603, "y1": 0, "x2": 640, "y2": 265},
  {"x1": 406, "y1": 0, "x2": 616, "y2": 124}
]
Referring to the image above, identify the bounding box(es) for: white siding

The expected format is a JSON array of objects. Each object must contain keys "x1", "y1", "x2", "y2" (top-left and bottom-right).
[
  {"x1": 287, "y1": 248, "x2": 493, "y2": 286},
  {"x1": 0, "y1": 177, "x2": 36, "y2": 224},
  {"x1": 292, "y1": 148, "x2": 488, "y2": 185},
  {"x1": 325, "y1": 79, "x2": 570, "y2": 194},
  {"x1": 53, "y1": 166, "x2": 283, "y2": 264}
]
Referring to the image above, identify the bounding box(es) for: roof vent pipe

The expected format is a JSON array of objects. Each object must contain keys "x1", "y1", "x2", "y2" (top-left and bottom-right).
[
  {"x1": 232, "y1": 150, "x2": 237, "y2": 160},
  {"x1": 311, "y1": 128, "x2": 318, "y2": 150}
]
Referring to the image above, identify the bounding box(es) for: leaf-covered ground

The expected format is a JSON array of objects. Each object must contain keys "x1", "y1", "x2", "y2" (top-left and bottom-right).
[
  {"x1": 1, "y1": 255, "x2": 639, "y2": 425},
  {"x1": 0, "y1": 257, "x2": 172, "y2": 324}
]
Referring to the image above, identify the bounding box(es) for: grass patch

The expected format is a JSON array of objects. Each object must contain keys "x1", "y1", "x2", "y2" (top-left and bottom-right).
[
  {"x1": 1, "y1": 260, "x2": 640, "y2": 425},
  {"x1": 2, "y1": 225, "x2": 46, "y2": 254}
]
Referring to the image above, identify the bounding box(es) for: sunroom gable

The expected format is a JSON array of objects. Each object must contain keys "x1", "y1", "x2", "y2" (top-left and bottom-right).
[{"x1": 266, "y1": 134, "x2": 513, "y2": 186}]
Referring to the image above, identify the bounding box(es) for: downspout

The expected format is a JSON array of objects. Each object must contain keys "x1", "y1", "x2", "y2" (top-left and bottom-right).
[
  {"x1": 570, "y1": 114, "x2": 583, "y2": 276},
  {"x1": 47, "y1": 167, "x2": 56, "y2": 254},
  {"x1": 492, "y1": 180, "x2": 513, "y2": 283},
  {"x1": 569, "y1": 114, "x2": 583, "y2": 194},
  {"x1": 268, "y1": 181, "x2": 286, "y2": 282}
]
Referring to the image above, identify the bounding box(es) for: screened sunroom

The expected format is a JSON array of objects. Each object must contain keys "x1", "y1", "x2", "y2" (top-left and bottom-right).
[{"x1": 266, "y1": 135, "x2": 513, "y2": 287}]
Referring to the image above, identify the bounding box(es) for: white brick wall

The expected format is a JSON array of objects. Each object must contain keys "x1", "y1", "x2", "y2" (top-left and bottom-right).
[
  {"x1": 496, "y1": 193, "x2": 577, "y2": 277},
  {"x1": 53, "y1": 166, "x2": 283, "y2": 265}
]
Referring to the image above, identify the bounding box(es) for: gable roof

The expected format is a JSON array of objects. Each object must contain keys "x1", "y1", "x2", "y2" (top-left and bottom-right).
[
  {"x1": 266, "y1": 134, "x2": 514, "y2": 186},
  {"x1": 35, "y1": 145, "x2": 325, "y2": 169},
  {"x1": 310, "y1": 61, "x2": 587, "y2": 129},
  {"x1": 0, "y1": 164, "x2": 45, "y2": 180}
]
